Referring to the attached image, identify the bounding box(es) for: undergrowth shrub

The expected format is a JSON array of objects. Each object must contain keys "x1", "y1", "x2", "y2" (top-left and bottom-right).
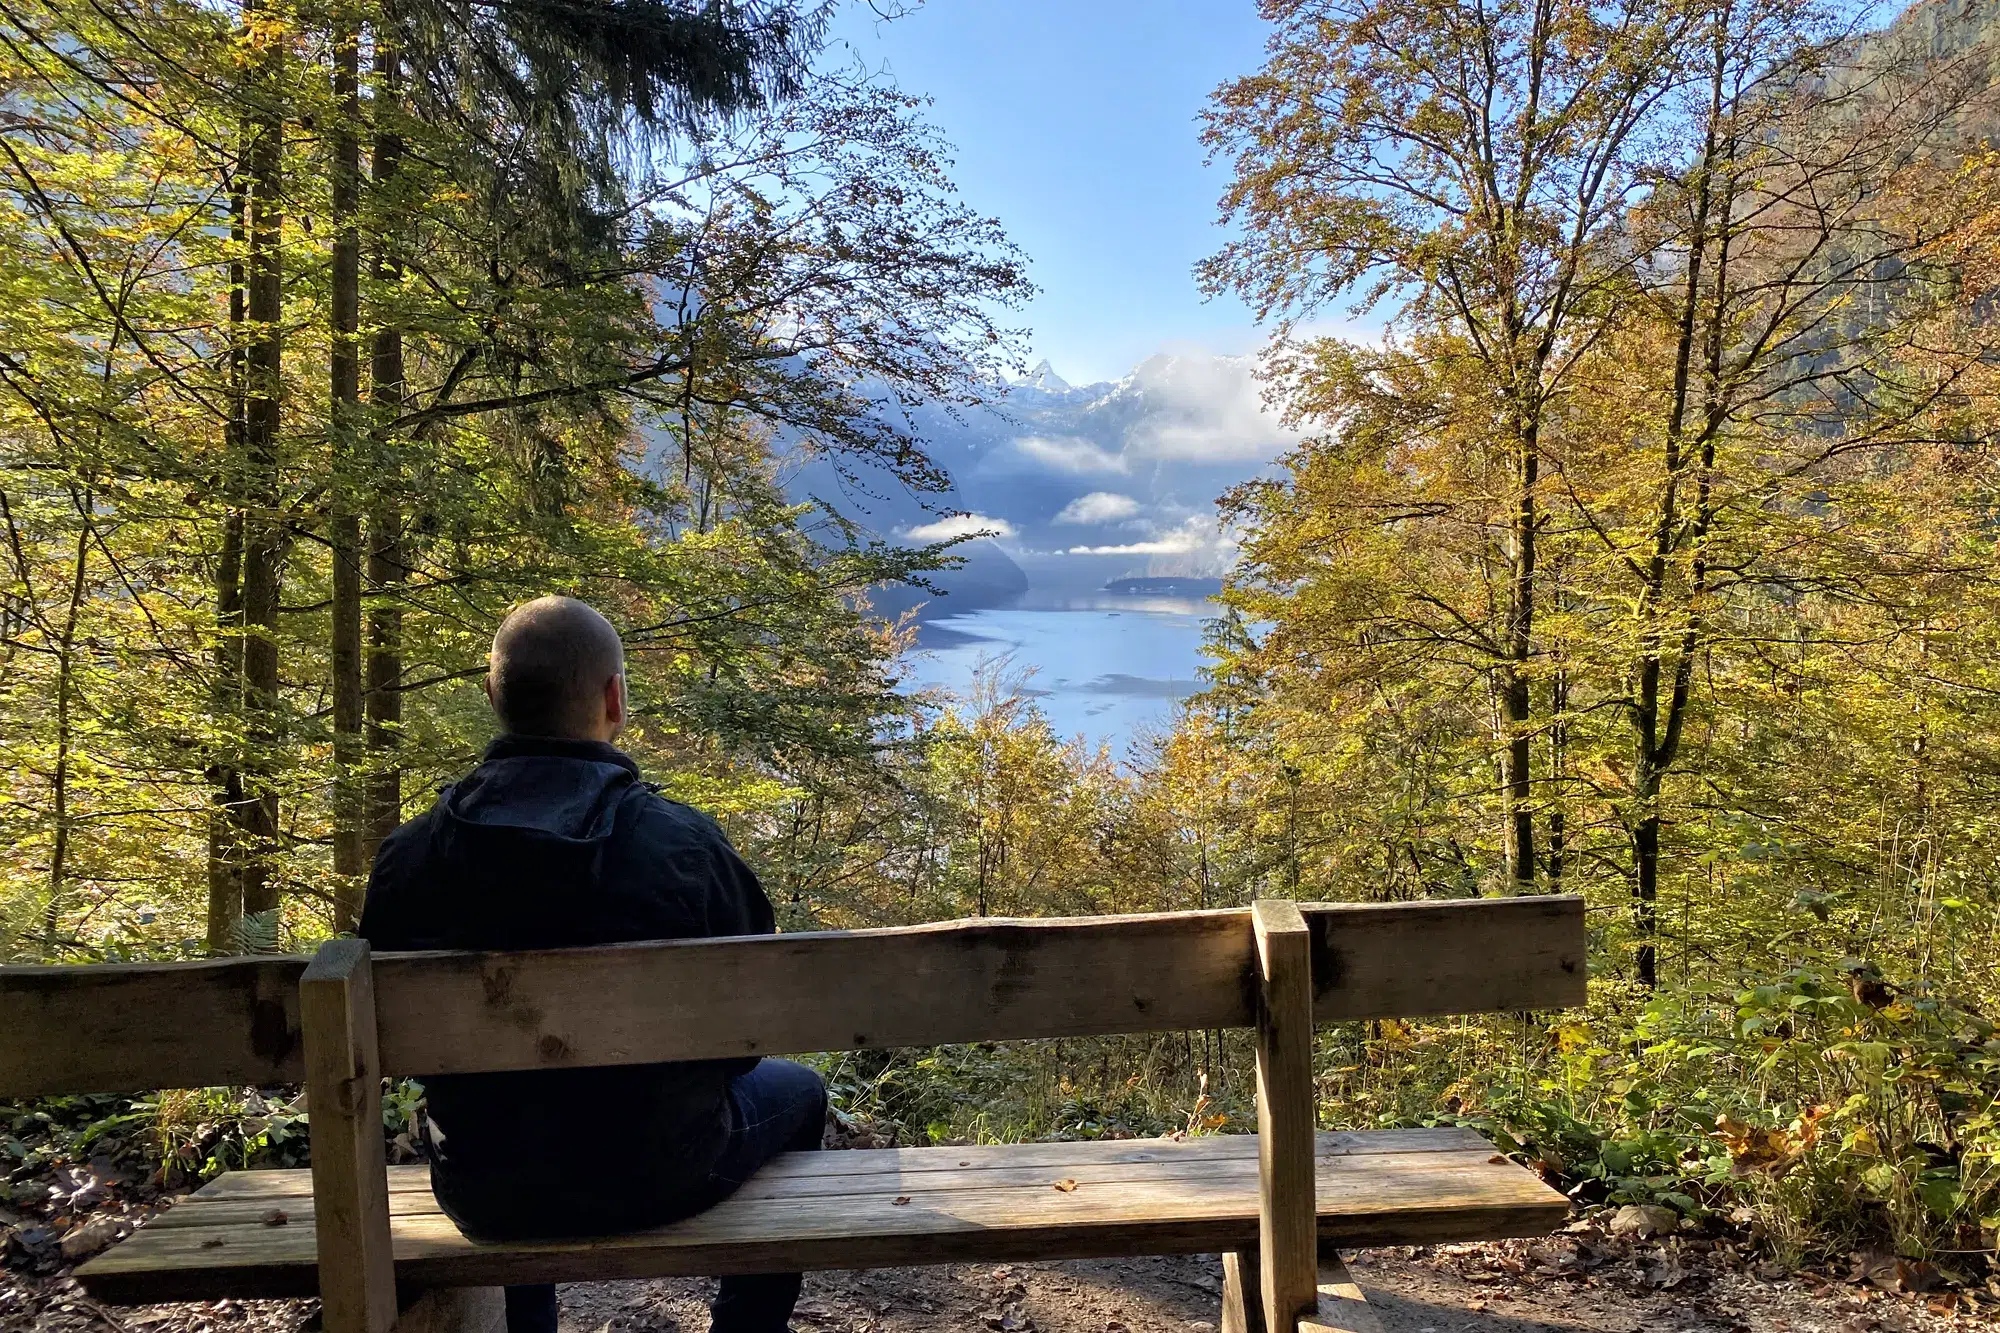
[
  {"x1": 3, "y1": 1078, "x2": 430, "y2": 1212},
  {"x1": 829, "y1": 973, "x2": 1998, "y2": 1272}
]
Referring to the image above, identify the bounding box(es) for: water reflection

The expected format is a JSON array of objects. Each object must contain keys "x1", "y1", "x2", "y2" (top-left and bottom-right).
[{"x1": 900, "y1": 594, "x2": 1213, "y2": 745}]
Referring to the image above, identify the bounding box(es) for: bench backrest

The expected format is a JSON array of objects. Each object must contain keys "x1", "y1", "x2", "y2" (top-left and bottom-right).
[
  {"x1": 2, "y1": 898, "x2": 1586, "y2": 1333},
  {"x1": 0, "y1": 897, "x2": 1583, "y2": 1096}
]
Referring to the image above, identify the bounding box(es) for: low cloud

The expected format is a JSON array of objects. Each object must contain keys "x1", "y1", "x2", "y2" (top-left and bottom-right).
[
  {"x1": 1013, "y1": 435, "x2": 1129, "y2": 474},
  {"x1": 1066, "y1": 515, "x2": 1241, "y2": 569},
  {"x1": 904, "y1": 513, "x2": 1017, "y2": 542},
  {"x1": 1123, "y1": 354, "x2": 1292, "y2": 464},
  {"x1": 1055, "y1": 492, "x2": 1142, "y2": 524},
  {"x1": 1066, "y1": 536, "x2": 1199, "y2": 556}
]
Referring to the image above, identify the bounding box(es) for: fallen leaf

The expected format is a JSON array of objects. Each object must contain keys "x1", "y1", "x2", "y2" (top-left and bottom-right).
[
  {"x1": 58, "y1": 1216, "x2": 121, "y2": 1260},
  {"x1": 1608, "y1": 1203, "x2": 1676, "y2": 1239},
  {"x1": 261, "y1": 1209, "x2": 289, "y2": 1226},
  {"x1": 1850, "y1": 1246, "x2": 1899, "y2": 1289},
  {"x1": 1053, "y1": 1178, "x2": 1078, "y2": 1192},
  {"x1": 1896, "y1": 1258, "x2": 1944, "y2": 1293},
  {"x1": 1714, "y1": 1106, "x2": 1827, "y2": 1177},
  {"x1": 891, "y1": 1196, "x2": 911, "y2": 1206},
  {"x1": 1639, "y1": 1253, "x2": 1688, "y2": 1289}
]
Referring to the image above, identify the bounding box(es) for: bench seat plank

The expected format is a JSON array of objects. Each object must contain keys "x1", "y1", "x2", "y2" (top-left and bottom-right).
[
  {"x1": 143, "y1": 1129, "x2": 1500, "y2": 1228},
  {"x1": 176, "y1": 1127, "x2": 1493, "y2": 1205},
  {"x1": 79, "y1": 1131, "x2": 1565, "y2": 1305}
]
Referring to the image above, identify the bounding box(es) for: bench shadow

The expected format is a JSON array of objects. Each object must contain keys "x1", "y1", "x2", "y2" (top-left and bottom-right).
[{"x1": 1360, "y1": 1287, "x2": 1602, "y2": 1333}]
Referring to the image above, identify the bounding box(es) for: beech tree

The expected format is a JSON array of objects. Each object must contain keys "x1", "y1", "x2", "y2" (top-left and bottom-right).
[
  {"x1": 0, "y1": 0, "x2": 1026, "y2": 957},
  {"x1": 1202, "y1": 0, "x2": 1703, "y2": 887},
  {"x1": 1202, "y1": 0, "x2": 2000, "y2": 989}
]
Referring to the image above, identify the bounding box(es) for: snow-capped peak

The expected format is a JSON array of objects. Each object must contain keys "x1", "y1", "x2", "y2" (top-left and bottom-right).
[{"x1": 1016, "y1": 358, "x2": 1071, "y2": 393}]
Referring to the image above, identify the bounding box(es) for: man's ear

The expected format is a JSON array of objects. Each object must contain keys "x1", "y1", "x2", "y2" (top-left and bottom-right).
[{"x1": 605, "y1": 672, "x2": 627, "y2": 733}]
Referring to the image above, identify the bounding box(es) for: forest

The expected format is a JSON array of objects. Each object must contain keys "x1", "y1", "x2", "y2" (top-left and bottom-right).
[{"x1": 2, "y1": 0, "x2": 1999, "y2": 1299}]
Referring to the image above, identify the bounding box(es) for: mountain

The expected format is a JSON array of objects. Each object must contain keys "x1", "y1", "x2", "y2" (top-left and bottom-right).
[
  {"x1": 784, "y1": 350, "x2": 1298, "y2": 610},
  {"x1": 1012, "y1": 358, "x2": 1072, "y2": 393}
]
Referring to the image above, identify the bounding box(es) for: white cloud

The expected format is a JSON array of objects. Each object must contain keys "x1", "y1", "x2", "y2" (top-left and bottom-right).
[
  {"x1": 1121, "y1": 353, "x2": 1294, "y2": 464},
  {"x1": 1013, "y1": 435, "x2": 1130, "y2": 474},
  {"x1": 1065, "y1": 515, "x2": 1243, "y2": 568},
  {"x1": 902, "y1": 513, "x2": 1017, "y2": 542},
  {"x1": 1055, "y1": 492, "x2": 1142, "y2": 525},
  {"x1": 1066, "y1": 536, "x2": 1200, "y2": 556}
]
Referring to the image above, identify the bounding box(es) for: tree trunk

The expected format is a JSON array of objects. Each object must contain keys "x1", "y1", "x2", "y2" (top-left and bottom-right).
[
  {"x1": 1548, "y1": 664, "x2": 1567, "y2": 886},
  {"x1": 363, "y1": 36, "x2": 406, "y2": 861},
  {"x1": 43, "y1": 516, "x2": 90, "y2": 953},
  {"x1": 207, "y1": 163, "x2": 249, "y2": 954},
  {"x1": 1623, "y1": 21, "x2": 1730, "y2": 991},
  {"x1": 329, "y1": 6, "x2": 365, "y2": 927},
  {"x1": 207, "y1": 506, "x2": 246, "y2": 954},
  {"x1": 1501, "y1": 423, "x2": 1538, "y2": 890},
  {"x1": 238, "y1": 3, "x2": 286, "y2": 925},
  {"x1": 1633, "y1": 805, "x2": 1660, "y2": 988}
]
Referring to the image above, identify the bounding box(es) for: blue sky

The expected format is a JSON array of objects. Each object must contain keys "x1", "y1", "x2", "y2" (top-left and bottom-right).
[{"x1": 827, "y1": 0, "x2": 1276, "y2": 386}]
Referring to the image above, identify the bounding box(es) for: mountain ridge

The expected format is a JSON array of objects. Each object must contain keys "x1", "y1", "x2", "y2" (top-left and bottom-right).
[{"x1": 783, "y1": 348, "x2": 1296, "y2": 609}]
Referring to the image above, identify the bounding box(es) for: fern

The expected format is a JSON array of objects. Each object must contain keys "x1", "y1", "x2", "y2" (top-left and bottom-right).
[{"x1": 228, "y1": 908, "x2": 282, "y2": 956}]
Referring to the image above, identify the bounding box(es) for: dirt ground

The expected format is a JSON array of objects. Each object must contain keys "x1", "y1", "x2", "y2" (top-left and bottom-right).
[
  {"x1": 11, "y1": 1237, "x2": 1994, "y2": 1333},
  {"x1": 554, "y1": 1240, "x2": 1993, "y2": 1333}
]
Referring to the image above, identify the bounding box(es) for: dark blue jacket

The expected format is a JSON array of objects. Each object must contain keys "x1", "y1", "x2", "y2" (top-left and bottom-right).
[{"x1": 358, "y1": 734, "x2": 773, "y2": 1238}]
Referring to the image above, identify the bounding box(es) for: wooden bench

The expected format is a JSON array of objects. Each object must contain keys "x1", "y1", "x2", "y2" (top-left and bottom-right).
[{"x1": 1, "y1": 897, "x2": 1586, "y2": 1333}]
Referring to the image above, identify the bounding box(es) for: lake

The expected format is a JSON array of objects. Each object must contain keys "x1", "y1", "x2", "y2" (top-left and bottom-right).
[{"x1": 899, "y1": 593, "x2": 1217, "y2": 749}]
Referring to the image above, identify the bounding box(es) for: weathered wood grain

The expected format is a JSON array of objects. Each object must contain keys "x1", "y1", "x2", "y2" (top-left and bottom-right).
[
  {"x1": 368, "y1": 910, "x2": 1255, "y2": 1076},
  {"x1": 0, "y1": 955, "x2": 307, "y2": 1096},
  {"x1": 143, "y1": 1131, "x2": 1507, "y2": 1231},
  {"x1": 1221, "y1": 1250, "x2": 1262, "y2": 1333},
  {"x1": 361, "y1": 898, "x2": 1584, "y2": 1076},
  {"x1": 299, "y1": 940, "x2": 396, "y2": 1333},
  {"x1": 1253, "y1": 901, "x2": 1319, "y2": 1333},
  {"x1": 2, "y1": 899, "x2": 1585, "y2": 1095},
  {"x1": 181, "y1": 1128, "x2": 1495, "y2": 1206},
  {"x1": 77, "y1": 1133, "x2": 1569, "y2": 1304},
  {"x1": 1304, "y1": 897, "x2": 1586, "y2": 1022}
]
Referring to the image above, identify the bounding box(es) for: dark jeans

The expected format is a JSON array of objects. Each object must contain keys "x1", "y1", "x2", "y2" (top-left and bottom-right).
[{"x1": 503, "y1": 1059, "x2": 827, "y2": 1333}]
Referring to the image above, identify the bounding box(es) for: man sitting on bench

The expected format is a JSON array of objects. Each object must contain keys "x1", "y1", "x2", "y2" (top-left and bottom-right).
[{"x1": 359, "y1": 596, "x2": 827, "y2": 1333}]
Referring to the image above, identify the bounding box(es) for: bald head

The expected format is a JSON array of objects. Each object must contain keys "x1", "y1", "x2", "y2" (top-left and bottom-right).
[{"x1": 486, "y1": 596, "x2": 627, "y2": 740}]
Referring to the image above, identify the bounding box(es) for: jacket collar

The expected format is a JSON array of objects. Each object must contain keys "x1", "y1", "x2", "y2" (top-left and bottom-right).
[{"x1": 481, "y1": 733, "x2": 641, "y2": 777}]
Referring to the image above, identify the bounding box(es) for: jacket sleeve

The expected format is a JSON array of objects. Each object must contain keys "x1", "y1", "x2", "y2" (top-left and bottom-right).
[
  {"x1": 692, "y1": 812, "x2": 774, "y2": 1078},
  {"x1": 356, "y1": 815, "x2": 429, "y2": 949},
  {"x1": 702, "y1": 820, "x2": 776, "y2": 940}
]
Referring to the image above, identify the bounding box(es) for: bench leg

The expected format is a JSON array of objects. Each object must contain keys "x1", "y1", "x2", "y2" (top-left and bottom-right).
[
  {"x1": 302, "y1": 940, "x2": 397, "y2": 1333},
  {"x1": 396, "y1": 1287, "x2": 506, "y2": 1333},
  {"x1": 1221, "y1": 1250, "x2": 1264, "y2": 1333},
  {"x1": 1299, "y1": 1254, "x2": 1380, "y2": 1333},
  {"x1": 1251, "y1": 901, "x2": 1319, "y2": 1332},
  {"x1": 1231, "y1": 1250, "x2": 1380, "y2": 1333}
]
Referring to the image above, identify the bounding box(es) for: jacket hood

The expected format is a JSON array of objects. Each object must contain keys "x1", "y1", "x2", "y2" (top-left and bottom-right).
[{"x1": 429, "y1": 736, "x2": 642, "y2": 893}]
